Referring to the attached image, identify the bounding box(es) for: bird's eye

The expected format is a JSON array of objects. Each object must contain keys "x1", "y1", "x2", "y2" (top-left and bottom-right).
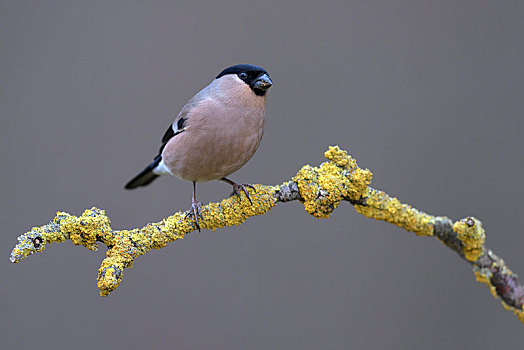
[{"x1": 238, "y1": 72, "x2": 248, "y2": 80}]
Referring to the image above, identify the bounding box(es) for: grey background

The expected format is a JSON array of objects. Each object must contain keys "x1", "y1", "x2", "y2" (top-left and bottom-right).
[{"x1": 1, "y1": 1, "x2": 523, "y2": 349}]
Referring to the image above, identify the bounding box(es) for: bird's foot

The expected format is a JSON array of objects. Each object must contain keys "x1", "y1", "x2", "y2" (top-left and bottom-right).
[
  {"x1": 185, "y1": 200, "x2": 203, "y2": 232},
  {"x1": 230, "y1": 183, "x2": 256, "y2": 205},
  {"x1": 221, "y1": 177, "x2": 256, "y2": 205}
]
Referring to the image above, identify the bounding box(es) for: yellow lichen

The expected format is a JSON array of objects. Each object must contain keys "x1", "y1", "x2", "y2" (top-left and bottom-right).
[
  {"x1": 453, "y1": 217, "x2": 485, "y2": 262},
  {"x1": 215, "y1": 185, "x2": 276, "y2": 226},
  {"x1": 293, "y1": 146, "x2": 372, "y2": 219},
  {"x1": 354, "y1": 189, "x2": 434, "y2": 236},
  {"x1": 474, "y1": 270, "x2": 498, "y2": 299},
  {"x1": 294, "y1": 163, "x2": 342, "y2": 218},
  {"x1": 517, "y1": 307, "x2": 524, "y2": 324},
  {"x1": 97, "y1": 260, "x2": 124, "y2": 297},
  {"x1": 55, "y1": 208, "x2": 113, "y2": 251},
  {"x1": 324, "y1": 146, "x2": 356, "y2": 169},
  {"x1": 348, "y1": 168, "x2": 372, "y2": 201}
]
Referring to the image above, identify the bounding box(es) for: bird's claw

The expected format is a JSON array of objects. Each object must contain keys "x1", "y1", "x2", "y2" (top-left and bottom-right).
[
  {"x1": 231, "y1": 183, "x2": 256, "y2": 205},
  {"x1": 185, "y1": 201, "x2": 203, "y2": 232}
]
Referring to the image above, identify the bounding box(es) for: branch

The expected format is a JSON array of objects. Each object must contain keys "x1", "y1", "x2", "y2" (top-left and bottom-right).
[{"x1": 10, "y1": 146, "x2": 524, "y2": 324}]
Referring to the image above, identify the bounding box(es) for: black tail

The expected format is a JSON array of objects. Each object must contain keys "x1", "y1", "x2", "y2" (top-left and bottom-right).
[{"x1": 125, "y1": 156, "x2": 161, "y2": 189}]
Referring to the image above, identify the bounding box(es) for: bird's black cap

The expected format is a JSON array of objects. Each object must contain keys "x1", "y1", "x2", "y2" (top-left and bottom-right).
[{"x1": 216, "y1": 64, "x2": 268, "y2": 79}]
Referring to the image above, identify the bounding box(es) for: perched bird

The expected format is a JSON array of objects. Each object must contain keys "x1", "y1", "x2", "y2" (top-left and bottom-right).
[{"x1": 125, "y1": 64, "x2": 273, "y2": 230}]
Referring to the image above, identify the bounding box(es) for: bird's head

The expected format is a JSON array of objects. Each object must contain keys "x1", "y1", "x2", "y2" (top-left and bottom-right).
[{"x1": 216, "y1": 64, "x2": 273, "y2": 96}]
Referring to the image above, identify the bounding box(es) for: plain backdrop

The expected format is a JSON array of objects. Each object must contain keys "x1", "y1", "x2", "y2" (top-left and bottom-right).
[{"x1": 2, "y1": 1, "x2": 524, "y2": 349}]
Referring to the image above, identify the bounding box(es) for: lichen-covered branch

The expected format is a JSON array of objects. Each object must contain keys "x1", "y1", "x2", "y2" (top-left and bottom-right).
[{"x1": 10, "y1": 146, "x2": 524, "y2": 324}]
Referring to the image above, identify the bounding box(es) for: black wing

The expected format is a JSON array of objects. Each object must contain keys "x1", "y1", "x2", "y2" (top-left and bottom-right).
[
  {"x1": 159, "y1": 116, "x2": 187, "y2": 153},
  {"x1": 125, "y1": 117, "x2": 187, "y2": 189}
]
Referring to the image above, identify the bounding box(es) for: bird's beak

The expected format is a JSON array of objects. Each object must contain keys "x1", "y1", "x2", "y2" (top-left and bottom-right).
[{"x1": 253, "y1": 74, "x2": 273, "y2": 91}]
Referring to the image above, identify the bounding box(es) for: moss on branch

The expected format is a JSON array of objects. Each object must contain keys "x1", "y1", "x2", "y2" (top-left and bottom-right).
[{"x1": 10, "y1": 146, "x2": 524, "y2": 324}]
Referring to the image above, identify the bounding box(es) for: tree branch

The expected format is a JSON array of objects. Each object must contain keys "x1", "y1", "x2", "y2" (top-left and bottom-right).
[{"x1": 10, "y1": 146, "x2": 524, "y2": 324}]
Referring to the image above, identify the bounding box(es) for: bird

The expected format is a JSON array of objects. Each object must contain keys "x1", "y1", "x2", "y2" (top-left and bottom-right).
[{"x1": 125, "y1": 64, "x2": 273, "y2": 231}]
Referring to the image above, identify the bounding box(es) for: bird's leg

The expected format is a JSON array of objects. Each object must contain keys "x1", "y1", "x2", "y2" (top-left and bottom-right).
[
  {"x1": 220, "y1": 177, "x2": 256, "y2": 205},
  {"x1": 184, "y1": 181, "x2": 202, "y2": 231}
]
